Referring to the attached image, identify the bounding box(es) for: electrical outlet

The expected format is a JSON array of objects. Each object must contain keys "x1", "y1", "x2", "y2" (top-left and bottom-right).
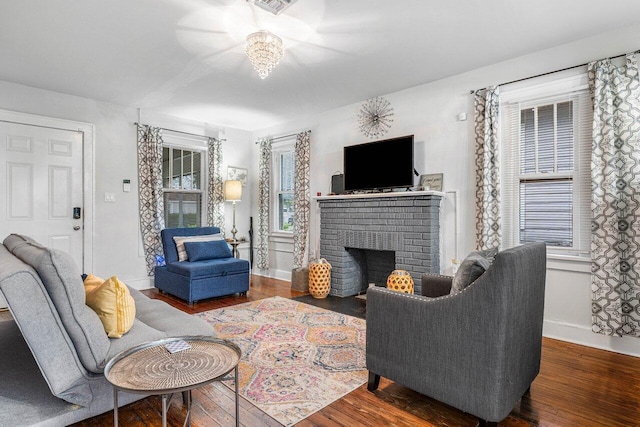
[{"x1": 104, "y1": 192, "x2": 116, "y2": 203}]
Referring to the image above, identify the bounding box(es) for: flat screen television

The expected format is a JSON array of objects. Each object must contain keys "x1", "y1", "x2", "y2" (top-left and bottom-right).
[{"x1": 343, "y1": 135, "x2": 414, "y2": 192}]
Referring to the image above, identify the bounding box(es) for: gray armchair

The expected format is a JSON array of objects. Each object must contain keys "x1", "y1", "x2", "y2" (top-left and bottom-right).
[{"x1": 366, "y1": 243, "x2": 546, "y2": 426}]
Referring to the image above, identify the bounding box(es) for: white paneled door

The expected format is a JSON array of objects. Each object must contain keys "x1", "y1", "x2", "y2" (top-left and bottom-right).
[{"x1": 0, "y1": 121, "x2": 84, "y2": 289}]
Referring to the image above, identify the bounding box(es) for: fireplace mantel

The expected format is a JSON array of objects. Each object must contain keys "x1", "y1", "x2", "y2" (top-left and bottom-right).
[
  {"x1": 316, "y1": 192, "x2": 442, "y2": 297},
  {"x1": 313, "y1": 190, "x2": 445, "y2": 202}
]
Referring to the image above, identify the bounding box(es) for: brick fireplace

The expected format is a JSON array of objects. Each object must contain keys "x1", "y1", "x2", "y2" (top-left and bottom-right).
[{"x1": 316, "y1": 191, "x2": 442, "y2": 297}]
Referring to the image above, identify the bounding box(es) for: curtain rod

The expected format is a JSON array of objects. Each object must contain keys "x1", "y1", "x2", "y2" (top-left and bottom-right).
[
  {"x1": 470, "y1": 52, "x2": 630, "y2": 94},
  {"x1": 0, "y1": 119, "x2": 84, "y2": 134},
  {"x1": 134, "y1": 122, "x2": 225, "y2": 141},
  {"x1": 255, "y1": 130, "x2": 311, "y2": 144}
]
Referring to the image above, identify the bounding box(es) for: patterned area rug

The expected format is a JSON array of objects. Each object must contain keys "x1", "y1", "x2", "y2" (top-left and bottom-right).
[{"x1": 197, "y1": 296, "x2": 367, "y2": 426}]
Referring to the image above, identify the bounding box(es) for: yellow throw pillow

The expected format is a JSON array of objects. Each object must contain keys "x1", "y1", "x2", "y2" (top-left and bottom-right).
[
  {"x1": 83, "y1": 273, "x2": 105, "y2": 293},
  {"x1": 85, "y1": 275, "x2": 136, "y2": 339}
]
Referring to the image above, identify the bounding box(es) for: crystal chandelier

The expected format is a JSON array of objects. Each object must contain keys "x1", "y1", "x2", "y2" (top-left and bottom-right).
[{"x1": 245, "y1": 30, "x2": 284, "y2": 79}]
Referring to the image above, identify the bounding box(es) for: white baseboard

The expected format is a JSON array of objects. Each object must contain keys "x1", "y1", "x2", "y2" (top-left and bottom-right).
[
  {"x1": 126, "y1": 269, "x2": 294, "y2": 292},
  {"x1": 125, "y1": 277, "x2": 154, "y2": 291},
  {"x1": 251, "y1": 268, "x2": 292, "y2": 282},
  {"x1": 543, "y1": 319, "x2": 640, "y2": 357}
]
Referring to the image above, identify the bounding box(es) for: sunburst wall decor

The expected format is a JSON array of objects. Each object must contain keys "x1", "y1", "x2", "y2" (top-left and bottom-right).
[{"x1": 357, "y1": 96, "x2": 394, "y2": 139}]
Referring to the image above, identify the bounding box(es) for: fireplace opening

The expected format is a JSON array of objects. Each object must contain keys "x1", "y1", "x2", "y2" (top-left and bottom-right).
[{"x1": 346, "y1": 248, "x2": 395, "y2": 294}]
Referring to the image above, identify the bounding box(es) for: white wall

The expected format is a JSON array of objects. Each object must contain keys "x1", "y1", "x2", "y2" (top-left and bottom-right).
[
  {"x1": 251, "y1": 23, "x2": 640, "y2": 356},
  {"x1": 2, "y1": 22, "x2": 638, "y2": 356},
  {"x1": 221, "y1": 127, "x2": 254, "y2": 249},
  {"x1": 0, "y1": 80, "x2": 254, "y2": 289}
]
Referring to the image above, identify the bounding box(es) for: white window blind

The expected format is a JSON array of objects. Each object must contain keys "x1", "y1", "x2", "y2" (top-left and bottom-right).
[{"x1": 502, "y1": 79, "x2": 591, "y2": 256}]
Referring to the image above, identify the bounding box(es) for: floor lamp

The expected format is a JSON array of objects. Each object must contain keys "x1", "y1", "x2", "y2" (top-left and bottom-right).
[{"x1": 225, "y1": 180, "x2": 242, "y2": 257}]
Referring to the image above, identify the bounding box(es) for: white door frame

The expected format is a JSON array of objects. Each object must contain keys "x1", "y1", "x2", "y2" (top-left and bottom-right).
[{"x1": 0, "y1": 108, "x2": 95, "y2": 272}]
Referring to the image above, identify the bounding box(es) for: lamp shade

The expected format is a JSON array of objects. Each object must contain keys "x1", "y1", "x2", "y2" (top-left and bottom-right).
[{"x1": 225, "y1": 180, "x2": 242, "y2": 202}]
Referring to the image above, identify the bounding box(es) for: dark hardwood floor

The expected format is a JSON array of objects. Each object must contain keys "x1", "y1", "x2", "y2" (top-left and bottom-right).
[{"x1": 62, "y1": 275, "x2": 640, "y2": 426}]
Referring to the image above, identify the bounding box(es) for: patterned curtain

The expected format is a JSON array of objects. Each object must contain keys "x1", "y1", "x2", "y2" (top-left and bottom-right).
[
  {"x1": 136, "y1": 124, "x2": 166, "y2": 276},
  {"x1": 206, "y1": 137, "x2": 225, "y2": 234},
  {"x1": 589, "y1": 52, "x2": 640, "y2": 338},
  {"x1": 474, "y1": 86, "x2": 501, "y2": 250},
  {"x1": 257, "y1": 138, "x2": 273, "y2": 270},
  {"x1": 292, "y1": 131, "x2": 311, "y2": 269}
]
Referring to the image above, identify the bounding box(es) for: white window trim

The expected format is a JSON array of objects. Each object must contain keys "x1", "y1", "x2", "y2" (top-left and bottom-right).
[
  {"x1": 501, "y1": 71, "x2": 591, "y2": 261},
  {"x1": 162, "y1": 133, "x2": 208, "y2": 227},
  {"x1": 270, "y1": 140, "x2": 295, "y2": 239},
  {"x1": 547, "y1": 253, "x2": 590, "y2": 273}
]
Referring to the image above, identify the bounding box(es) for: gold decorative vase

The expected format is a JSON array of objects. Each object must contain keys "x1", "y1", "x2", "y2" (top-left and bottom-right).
[
  {"x1": 308, "y1": 259, "x2": 332, "y2": 299},
  {"x1": 386, "y1": 270, "x2": 414, "y2": 294}
]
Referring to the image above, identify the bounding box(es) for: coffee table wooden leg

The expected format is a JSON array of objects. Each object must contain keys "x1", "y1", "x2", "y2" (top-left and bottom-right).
[
  {"x1": 113, "y1": 388, "x2": 118, "y2": 427},
  {"x1": 162, "y1": 394, "x2": 168, "y2": 427},
  {"x1": 235, "y1": 366, "x2": 239, "y2": 427}
]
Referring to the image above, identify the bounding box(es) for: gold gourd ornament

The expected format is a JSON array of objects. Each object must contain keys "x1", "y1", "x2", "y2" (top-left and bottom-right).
[{"x1": 386, "y1": 269, "x2": 414, "y2": 294}]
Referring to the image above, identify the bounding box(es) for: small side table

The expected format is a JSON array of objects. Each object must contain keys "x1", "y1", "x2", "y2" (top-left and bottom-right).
[
  {"x1": 228, "y1": 239, "x2": 240, "y2": 258},
  {"x1": 105, "y1": 336, "x2": 241, "y2": 427}
]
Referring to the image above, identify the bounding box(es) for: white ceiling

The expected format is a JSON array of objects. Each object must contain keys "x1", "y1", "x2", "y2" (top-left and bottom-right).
[{"x1": 1, "y1": 0, "x2": 639, "y2": 131}]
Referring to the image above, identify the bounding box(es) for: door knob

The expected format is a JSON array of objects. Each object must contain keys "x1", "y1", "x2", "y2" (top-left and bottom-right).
[{"x1": 73, "y1": 225, "x2": 81, "y2": 231}]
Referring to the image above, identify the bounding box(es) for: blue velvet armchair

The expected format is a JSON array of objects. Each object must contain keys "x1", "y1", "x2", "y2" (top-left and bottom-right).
[{"x1": 154, "y1": 227, "x2": 250, "y2": 303}]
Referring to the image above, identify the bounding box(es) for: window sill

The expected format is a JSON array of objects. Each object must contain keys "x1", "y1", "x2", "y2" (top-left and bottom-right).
[
  {"x1": 546, "y1": 253, "x2": 590, "y2": 273},
  {"x1": 269, "y1": 231, "x2": 293, "y2": 242},
  {"x1": 267, "y1": 232, "x2": 294, "y2": 254}
]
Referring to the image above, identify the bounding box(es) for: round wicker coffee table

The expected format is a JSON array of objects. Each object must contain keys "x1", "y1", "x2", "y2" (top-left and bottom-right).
[{"x1": 105, "y1": 336, "x2": 241, "y2": 427}]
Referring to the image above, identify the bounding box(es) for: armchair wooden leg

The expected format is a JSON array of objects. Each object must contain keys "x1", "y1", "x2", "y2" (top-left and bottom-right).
[
  {"x1": 477, "y1": 419, "x2": 498, "y2": 427},
  {"x1": 367, "y1": 372, "x2": 380, "y2": 392}
]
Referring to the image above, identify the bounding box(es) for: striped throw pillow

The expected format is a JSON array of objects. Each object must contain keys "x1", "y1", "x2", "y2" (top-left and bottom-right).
[{"x1": 173, "y1": 233, "x2": 224, "y2": 262}]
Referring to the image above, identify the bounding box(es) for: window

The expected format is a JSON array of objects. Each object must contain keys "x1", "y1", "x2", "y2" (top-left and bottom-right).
[
  {"x1": 272, "y1": 144, "x2": 295, "y2": 233},
  {"x1": 519, "y1": 101, "x2": 574, "y2": 246},
  {"x1": 502, "y1": 77, "x2": 591, "y2": 256},
  {"x1": 162, "y1": 146, "x2": 203, "y2": 228}
]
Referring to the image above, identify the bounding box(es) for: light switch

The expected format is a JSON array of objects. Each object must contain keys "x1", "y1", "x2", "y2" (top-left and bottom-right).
[{"x1": 104, "y1": 192, "x2": 116, "y2": 203}]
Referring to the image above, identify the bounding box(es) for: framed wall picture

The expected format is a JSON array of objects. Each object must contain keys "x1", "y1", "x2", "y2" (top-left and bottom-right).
[
  {"x1": 227, "y1": 166, "x2": 248, "y2": 186},
  {"x1": 419, "y1": 173, "x2": 443, "y2": 191}
]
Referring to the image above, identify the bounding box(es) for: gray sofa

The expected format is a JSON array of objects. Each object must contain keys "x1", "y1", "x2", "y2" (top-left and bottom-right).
[
  {"x1": 0, "y1": 234, "x2": 214, "y2": 426},
  {"x1": 366, "y1": 243, "x2": 546, "y2": 426}
]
